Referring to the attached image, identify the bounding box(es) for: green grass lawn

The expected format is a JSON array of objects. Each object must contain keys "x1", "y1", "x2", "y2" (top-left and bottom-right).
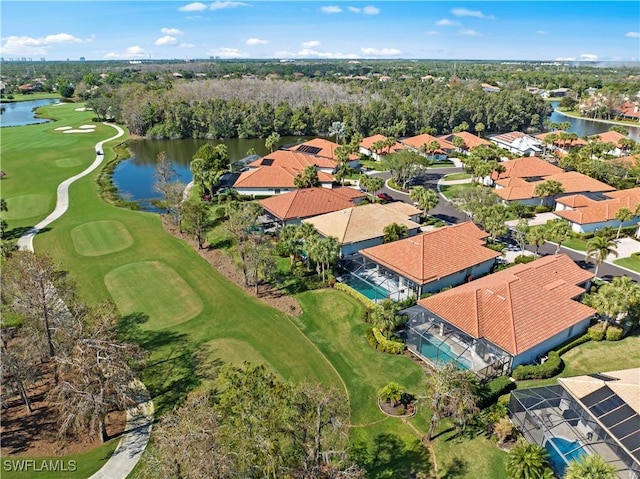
[
  {"x1": 562, "y1": 237, "x2": 589, "y2": 251},
  {"x1": 442, "y1": 172, "x2": 472, "y2": 181},
  {"x1": 359, "y1": 159, "x2": 386, "y2": 171},
  {"x1": 614, "y1": 255, "x2": 640, "y2": 273},
  {"x1": 1, "y1": 92, "x2": 61, "y2": 102},
  {"x1": 439, "y1": 182, "x2": 474, "y2": 200}
]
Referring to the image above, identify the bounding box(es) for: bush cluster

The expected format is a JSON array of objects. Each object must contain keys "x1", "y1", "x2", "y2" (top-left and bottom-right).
[
  {"x1": 512, "y1": 351, "x2": 563, "y2": 380},
  {"x1": 555, "y1": 334, "x2": 591, "y2": 356},
  {"x1": 606, "y1": 325, "x2": 624, "y2": 341},
  {"x1": 477, "y1": 375, "x2": 514, "y2": 408},
  {"x1": 368, "y1": 327, "x2": 404, "y2": 354},
  {"x1": 588, "y1": 323, "x2": 606, "y2": 341},
  {"x1": 333, "y1": 282, "x2": 376, "y2": 310},
  {"x1": 514, "y1": 255, "x2": 535, "y2": 264},
  {"x1": 534, "y1": 205, "x2": 553, "y2": 213}
]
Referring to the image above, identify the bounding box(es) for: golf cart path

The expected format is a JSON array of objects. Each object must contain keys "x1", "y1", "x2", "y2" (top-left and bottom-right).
[{"x1": 17, "y1": 123, "x2": 154, "y2": 479}]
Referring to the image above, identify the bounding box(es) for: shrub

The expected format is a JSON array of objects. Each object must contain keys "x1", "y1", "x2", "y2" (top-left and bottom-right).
[
  {"x1": 485, "y1": 242, "x2": 506, "y2": 253},
  {"x1": 534, "y1": 205, "x2": 552, "y2": 213},
  {"x1": 365, "y1": 328, "x2": 378, "y2": 349},
  {"x1": 512, "y1": 351, "x2": 563, "y2": 380},
  {"x1": 372, "y1": 327, "x2": 404, "y2": 354},
  {"x1": 606, "y1": 325, "x2": 624, "y2": 341},
  {"x1": 334, "y1": 282, "x2": 376, "y2": 310},
  {"x1": 514, "y1": 255, "x2": 535, "y2": 264},
  {"x1": 555, "y1": 334, "x2": 591, "y2": 356},
  {"x1": 478, "y1": 376, "x2": 514, "y2": 408},
  {"x1": 588, "y1": 323, "x2": 606, "y2": 341}
]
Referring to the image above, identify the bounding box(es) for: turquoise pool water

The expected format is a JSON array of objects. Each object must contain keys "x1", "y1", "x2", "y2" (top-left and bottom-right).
[
  {"x1": 419, "y1": 333, "x2": 471, "y2": 370},
  {"x1": 544, "y1": 437, "x2": 587, "y2": 476},
  {"x1": 342, "y1": 275, "x2": 389, "y2": 300}
]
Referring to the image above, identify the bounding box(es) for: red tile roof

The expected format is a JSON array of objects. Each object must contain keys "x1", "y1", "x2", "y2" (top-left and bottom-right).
[
  {"x1": 439, "y1": 132, "x2": 491, "y2": 149},
  {"x1": 400, "y1": 133, "x2": 456, "y2": 153},
  {"x1": 491, "y1": 156, "x2": 564, "y2": 181},
  {"x1": 590, "y1": 131, "x2": 628, "y2": 148},
  {"x1": 233, "y1": 166, "x2": 333, "y2": 189},
  {"x1": 259, "y1": 187, "x2": 363, "y2": 222},
  {"x1": 287, "y1": 138, "x2": 359, "y2": 161},
  {"x1": 249, "y1": 149, "x2": 337, "y2": 170},
  {"x1": 495, "y1": 171, "x2": 615, "y2": 201},
  {"x1": 535, "y1": 131, "x2": 587, "y2": 148},
  {"x1": 360, "y1": 134, "x2": 404, "y2": 153},
  {"x1": 555, "y1": 187, "x2": 640, "y2": 225},
  {"x1": 617, "y1": 101, "x2": 640, "y2": 119},
  {"x1": 418, "y1": 255, "x2": 595, "y2": 355},
  {"x1": 361, "y1": 222, "x2": 500, "y2": 284}
]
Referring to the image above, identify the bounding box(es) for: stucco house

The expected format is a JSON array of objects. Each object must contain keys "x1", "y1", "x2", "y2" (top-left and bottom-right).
[
  {"x1": 359, "y1": 134, "x2": 404, "y2": 161},
  {"x1": 259, "y1": 187, "x2": 364, "y2": 225},
  {"x1": 399, "y1": 133, "x2": 455, "y2": 160},
  {"x1": 554, "y1": 187, "x2": 640, "y2": 233},
  {"x1": 490, "y1": 131, "x2": 544, "y2": 157},
  {"x1": 286, "y1": 138, "x2": 360, "y2": 167},
  {"x1": 535, "y1": 131, "x2": 587, "y2": 156},
  {"x1": 233, "y1": 166, "x2": 334, "y2": 197},
  {"x1": 491, "y1": 156, "x2": 564, "y2": 182},
  {"x1": 302, "y1": 203, "x2": 421, "y2": 257},
  {"x1": 247, "y1": 149, "x2": 337, "y2": 175},
  {"x1": 402, "y1": 254, "x2": 595, "y2": 379},
  {"x1": 589, "y1": 131, "x2": 631, "y2": 157},
  {"x1": 342, "y1": 222, "x2": 501, "y2": 300},
  {"x1": 438, "y1": 131, "x2": 492, "y2": 155}
]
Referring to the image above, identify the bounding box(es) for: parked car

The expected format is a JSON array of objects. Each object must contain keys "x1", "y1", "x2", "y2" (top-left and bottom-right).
[{"x1": 376, "y1": 192, "x2": 395, "y2": 203}]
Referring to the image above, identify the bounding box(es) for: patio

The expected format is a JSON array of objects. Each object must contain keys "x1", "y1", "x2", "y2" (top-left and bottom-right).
[{"x1": 339, "y1": 255, "x2": 418, "y2": 302}]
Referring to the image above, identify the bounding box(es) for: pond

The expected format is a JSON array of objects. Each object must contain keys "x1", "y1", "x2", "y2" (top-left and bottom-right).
[
  {"x1": 113, "y1": 136, "x2": 310, "y2": 211},
  {"x1": 0, "y1": 98, "x2": 59, "y2": 127},
  {"x1": 549, "y1": 101, "x2": 640, "y2": 141}
]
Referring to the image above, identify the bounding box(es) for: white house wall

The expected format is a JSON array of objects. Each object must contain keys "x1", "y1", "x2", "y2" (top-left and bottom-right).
[
  {"x1": 235, "y1": 187, "x2": 296, "y2": 196},
  {"x1": 562, "y1": 217, "x2": 640, "y2": 234}
]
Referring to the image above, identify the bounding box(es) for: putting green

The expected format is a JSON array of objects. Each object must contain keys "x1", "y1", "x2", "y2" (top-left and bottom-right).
[
  {"x1": 55, "y1": 157, "x2": 83, "y2": 168},
  {"x1": 71, "y1": 220, "x2": 134, "y2": 256},
  {"x1": 105, "y1": 261, "x2": 203, "y2": 329},
  {"x1": 3, "y1": 194, "x2": 51, "y2": 220}
]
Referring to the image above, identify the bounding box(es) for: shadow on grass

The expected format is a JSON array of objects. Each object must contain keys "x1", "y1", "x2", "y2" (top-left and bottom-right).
[
  {"x1": 440, "y1": 456, "x2": 469, "y2": 479},
  {"x1": 351, "y1": 433, "x2": 432, "y2": 479},
  {"x1": 3, "y1": 226, "x2": 50, "y2": 240}
]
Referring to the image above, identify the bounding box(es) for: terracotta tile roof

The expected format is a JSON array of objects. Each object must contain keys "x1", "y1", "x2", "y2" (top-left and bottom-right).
[
  {"x1": 360, "y1": 134, "x2": 404, "y2": 153},
  {"x1": 617, "y1": 102, "x2": 640, "y2": 119},
  {"x1": 259, "y1": 187, "x2": 363, "y2": 222},
  {"x1": 418, "y1": 254, "x2": 595, "y2": 355},
  {"x1": 249, "y1": 149, "x2": 337, "y2": 170},
  {"x1": 495, "y1": 171, "x2": 615, "y2": 201},
  {"x1": 535, "y1": 131, "x2": 587, "y2": 148},
  {"x1": 287, "y1": 138, "x2": 358, "y2": 161},
  {"x1": 555, "y1": 187, "x2": 640, "y2": 225},
  {"x1": 491, "y1": 156, "x2": 564, "y2": 181},
  {"x1": 361, "y1": 222, "x2": 500, "y2": 284},
  {"x1": 613, "y1": 155, "x2": 640, "y2": 167},
  {"x1": 590, "y1": 130, "x2": 628, "y2": 148},
  {"x1": 400, "y1": 133, "x2": 456, "y2": 152},
  {"x1": 233, "y1": 166, "x2": 333, "y2": 189},
  {"x1": 302, "y1": 203, "x2": 421, "y2": 245},
  {"x1": 439, "y1": 132, "x2": 491, "y2": 149},
  {"x1": 559, "y1": 368, "x2": 640, "y2": 415}
]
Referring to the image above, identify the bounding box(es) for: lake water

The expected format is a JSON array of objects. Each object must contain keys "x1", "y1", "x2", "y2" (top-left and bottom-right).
[
  {"x1": 113, "y1": 136, "x2": 310, "y2": 210},
  {"x1": 0, "y1": 98, "x2": 59, "y2": 127},
  {"x1": 549, "y1": 101, "x2": 640, "y2": 140}
]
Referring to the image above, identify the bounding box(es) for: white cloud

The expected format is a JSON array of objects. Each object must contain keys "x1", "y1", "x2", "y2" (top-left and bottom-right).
[
  {"x1": 179, "y1": 2, "x2": 207, "y2": 11},
  {"x1": 436, "y1": 19, "x2": 459, "y2": 26},
  {"x1": 1, "y1": 33, "x2": 88, "y2": 56},
  {"x1": 625, "y1": 31, "x2": 640, "y2": 38},
  {"x1": 536, "y1": 30, "x2": 547, "y2": 35},
  {"x1": 321, "y1": 5, "x2": 342, "y2": 14},
  {"x1": 155, "y1": 35, "x2": 178, "y2": 46},
  {"x1": 555, "y1": 56, "x2": 575, "y2": 61},
  {"x1": 360, "y1": 47, "x2": 402, "y2": 56},
  {"x1": 458, "y1": 29, "x2": 480, "y2": 36},
  {"x1": 297, "y1": 48, "x2": 358, "y2": 59},
  {"x1": 210, "y1": 1, "x2": 250, "y2": 10},
  {"x1": 362, "y1": 6, "x2": 380, "y2": 15},
  {"x1": 425, "y1": 31, "x2": 439, "y2": 35},
  {"x1": 208, "y1": 47, "x2": 249, "y2": 58},
  {"x1": 179, "y1": 43, "x2": 195, "y2": 48},
  {"x1": 246, "y1": 38, "x2": 268, "y2": 45},
  {"x1": 579, "y1": 53, "x2": 598, "y2": 61},
  {"x1": 451, "y1": 8, "x2": 494, "y2": 19},
  {"x1": 348, "y1": 6, "x2": 360, "y2": 13},
  {"x1": 104, "y1": 46, "x2": 147, "y2": 59},
  {"x1": 301, "y1": 40, "x2": 321, "y2": 48},
  {"x1": 161, "y1": 27, "x2": 184, "y2": 36}
]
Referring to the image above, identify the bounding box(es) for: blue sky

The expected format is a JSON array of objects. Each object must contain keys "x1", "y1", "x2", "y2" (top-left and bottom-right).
[{"x1": 1, "y1": 1, "x2": 639, "y2": 61}]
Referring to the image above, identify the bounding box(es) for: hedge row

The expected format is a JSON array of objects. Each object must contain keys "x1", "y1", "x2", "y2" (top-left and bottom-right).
[
  {"x1": 478, "y1": 375, "x2": 514, "y2": 408},
  {"x1": 371, "y1": 327, "x2": 405, "y2": 354},
  {"x1": 606, "y1": 325, "x2": 624, "y2": 341},
  {"x1": 334, "y1": 282, "x2": 377, "y2": 310},
  {"x1": 555, "y1": 334, "x2": 591, "y2": 356},
  {"x1": 512, "y1": 351, "x2": 563, "y2": 380}
]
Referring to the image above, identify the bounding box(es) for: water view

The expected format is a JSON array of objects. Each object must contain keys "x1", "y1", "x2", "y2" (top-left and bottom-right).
[
  {"x1": 0, "y1": 98, "x2": 59, "y2": 127},
  {"x1": 549, "y1": 101, "x2": 640, "y2": 141}
]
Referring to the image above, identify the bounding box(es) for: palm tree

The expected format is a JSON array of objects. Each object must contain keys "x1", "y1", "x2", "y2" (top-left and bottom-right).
[
  {"x1": 372, "y1": 299, "x2": 401, "y2": 337},
  {"x1": 265, "y1": 131, "x2": 281, "y2": 153},
  {"x1": 546, "y1": 219, "x2": 571, "y2": 254},
  {"x1": 614, "y1": 207, "x2": 634, "y2": 239},
  {"x1": 328, "y1": 121, "x2": 346, "y2": 144},
  {"x1": 533, "y1": 180, "x2": 564, "y2": 206},
  {"x1": 377, "y1": 382, "x2": 405, "y2": 407},
  {"x1": 317, "y1": 236, "x2": 340, "y2": 282},
  {"x1": 383, "y1": 223, "x2": 408, "y2": 243},
  {"x1": 564, "y1": 454, "x2": 617, "y2": 479},
  {"x1": 506, "y1": 439, "x2": 555, "y2": 479},
  {"x1": 278, "y1": 225, "x2": 302, "y2": 266},
  {"x1": 526, "y1": 227, "x2": 547, "y2": 256},
  {"x1": 587, "y1": 276, "x2": 640, "y2": 334},
  {"x1": 585, "y1": 236, "x2": 618, "y2": 277},
  {"x1": 410, "y1": 186, "x2": 439, "y2": 218}
]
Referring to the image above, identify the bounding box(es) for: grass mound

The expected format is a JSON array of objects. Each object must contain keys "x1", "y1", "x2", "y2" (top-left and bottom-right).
[
  {"x1": 105, "y1": 261, "x2": 203, "y2": 329},
  {"x1": 4, "y1": 194, "x2": 51, "y2": 220},
  {"x1": 71, "y1": 220, "x2": 134, "y2": 257},
  {"x1": 55, "y1": 157, "x2": 83, "y2": 168}
]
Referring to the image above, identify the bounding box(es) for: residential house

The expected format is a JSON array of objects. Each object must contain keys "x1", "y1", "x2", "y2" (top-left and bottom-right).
[
  {"x1": 495, "y1": 171, "x2": 615, "y2": 206},
  {"x1": 554, "y1": 187, "x2": 640, "y2": 233},
  {"x1": 590, "y1": 131, "x2": 630, "y2": 157},
  {"x1": 233, "y1": 166, "x2": 334, "y2": 197},
  {"x1": 402, "y1": 254, "x2": 595, "y2": 379},
  {"x1": 481, "y1": 83, "x2": 501, "y2": 93},
  {"x1": 302, "y1": 203, "x2": 421, "y2": 257},
  {"x1": 491, "y1": 156, "x2": 564, "y2": 182},
  {"x1": 535, "y1": 131, "x2": 587, "y2": 156},
  {"x1": 438, "y1": 131, "x2": 492, "y2": 155},
  {"x1": 259, "y1": 187, "x2": 364, "y2": 225},
  {"x1": 344, "y1": 222, "x2": 500, "y2": 300},
  {"x1": 585, "y1": 86, "x2": 598, "y2": 96},
  {"x1": 359, "y1": 134, "x2": 404, "y2": 161},
  {"x1": 247, "y1": 149, "x2": 337, "y2": 175},
  {"x1": 548, "y1": 88, "x2": 575, "y2": 98},
  {"x1": 509, "y1": 369, "x2": 640, "y2": 478},
  {"x1": 616, "y1": 101, "x2": 640, "y2": 123},
  {"x1": 490, "y1": 131, "x2": 544, "y2": 156},
  {"x1": 399, "y1": 133, "x2": 455, "y2": 160},
  {"x1": 286, "y1": 138, "x2": 359, "y2": 167}
]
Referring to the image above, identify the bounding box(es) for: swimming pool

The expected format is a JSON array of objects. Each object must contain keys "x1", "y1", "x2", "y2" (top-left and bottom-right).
[
  {"x1": 544, "y1": 436, "x2": 587, "y2": 476},
  {"x1": 342, "y1": 275, "x2": 389, "y2": 301},
  {"x1": 419, "y1": 333, "x2": 471, "y2": 370}
]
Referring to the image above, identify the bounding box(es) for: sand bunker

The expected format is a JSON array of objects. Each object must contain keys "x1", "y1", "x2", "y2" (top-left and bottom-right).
[
  {"x1": 79, "y1": 125, "x2": 97, "y2": 129},
  {"x1": 54, "y1": 126, "x2": 73, "y2": 131},
  {"x1": 63, "y1": 129, "x2": 94, "y2": 134},
  {"x1": 74, "y1": 107, "x2": 93, "y2": 111}
]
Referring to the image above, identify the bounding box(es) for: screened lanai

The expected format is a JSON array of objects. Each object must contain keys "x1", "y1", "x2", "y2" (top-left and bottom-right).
[
  {"x1": 509, "y1": 384, "x2": 640, "y2": 478},
  {"x1": 401, "y1": 305, "x2": 512, "y2": 380}
]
